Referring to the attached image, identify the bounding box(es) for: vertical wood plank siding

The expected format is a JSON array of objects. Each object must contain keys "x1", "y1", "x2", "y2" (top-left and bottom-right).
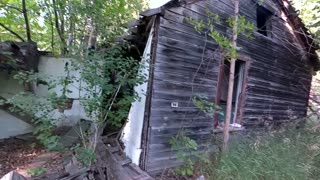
[{"x1": 143, "y1": 0, "x2": 313, "y2": 173}]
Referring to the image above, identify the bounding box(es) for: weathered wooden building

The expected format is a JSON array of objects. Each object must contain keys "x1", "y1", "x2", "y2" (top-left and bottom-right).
[{"x1": 120, "y1": 0, "x2": 319, "y2": 174}]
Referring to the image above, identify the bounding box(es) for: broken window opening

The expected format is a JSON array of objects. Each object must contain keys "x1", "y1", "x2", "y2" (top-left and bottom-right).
[
  {"x1": 217, "y1": 60, "x2": 246, "y2": 127},
  {"x1": 257, "y1": 6, "x2": 273, "y2": 37}
]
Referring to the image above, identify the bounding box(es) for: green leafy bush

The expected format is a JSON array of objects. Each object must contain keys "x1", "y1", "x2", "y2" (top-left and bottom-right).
[
  {"x1": 4, "y1": 43, "x2": 145, "y2": 152},
  {"x1": 6, "y1": 92, "x2": 61, "y2": 150},
  {"x1": 73, "y1": 145, "x2": 96, "y2": 167},
  {"x1": 170, "y1": 134, "x2": 198, "y2": 176},
  {"x1": 27, "y1": 167, "x2": 46, "y2": 177}
]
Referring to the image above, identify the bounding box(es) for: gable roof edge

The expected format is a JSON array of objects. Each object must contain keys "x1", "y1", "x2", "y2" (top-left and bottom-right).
[{"x1": 140, "y1": 0, "x2": 320, "y2": 70}]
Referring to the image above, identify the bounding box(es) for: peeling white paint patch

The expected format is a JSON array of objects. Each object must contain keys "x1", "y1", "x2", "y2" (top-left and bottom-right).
[{"x1": 120, "y1": 26, "x2": 154, "y2": 165}]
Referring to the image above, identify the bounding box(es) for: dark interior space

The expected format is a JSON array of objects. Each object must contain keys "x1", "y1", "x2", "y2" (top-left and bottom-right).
[
  {"x1": 257, "y1": 6, "x2": 273, "y2": 36},
  {"x1": 219, "y1": 60, "x2": 246, "y2": 124}
]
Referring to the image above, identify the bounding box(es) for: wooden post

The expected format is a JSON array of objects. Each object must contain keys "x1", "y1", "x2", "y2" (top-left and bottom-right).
[{"x1": 223, "y1": 0, "x2": 239, "y2": 152}]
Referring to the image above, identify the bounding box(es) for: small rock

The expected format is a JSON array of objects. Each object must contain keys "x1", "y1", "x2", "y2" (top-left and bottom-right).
[
  {"x1": 65, "y1": 156, "x2": 81, "y2": 174},
  {"x1": 0, "y1": 171, "x2": 26, "y2": 180},
  {"x1": 196, "y1": 175, "x2": 206, "y2": 180},
  {"x1": 32, "y1": 152, "x2": 59, "y2": 163}
]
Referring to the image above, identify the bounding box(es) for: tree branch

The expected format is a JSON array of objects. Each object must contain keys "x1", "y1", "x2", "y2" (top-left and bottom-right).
[
  {"x1": 0, "y1": 23, "x2": 26, "y2": 42},
  {"x1": 52, "y1": 0, "x2": 63, "y2": 41},
  {"x1": 22, "y1": 0, "x2": 31, "y2": 41},
  {"x1": 0, "y1": 3, "x2": 23, "y2": 12},
  {"x1": 52, "y1": 0, "x2": 66, "y2": 53}
]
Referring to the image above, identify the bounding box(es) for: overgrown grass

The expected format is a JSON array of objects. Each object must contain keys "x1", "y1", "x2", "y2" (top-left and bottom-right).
[{"x1": 199, "y1": 121, "x2": 320, "y2": 180}]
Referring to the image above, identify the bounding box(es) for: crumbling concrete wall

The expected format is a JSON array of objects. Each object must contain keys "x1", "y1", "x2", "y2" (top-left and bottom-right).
[{"x1": 0, "y1": 55, "x2": 92, "y2": 139}]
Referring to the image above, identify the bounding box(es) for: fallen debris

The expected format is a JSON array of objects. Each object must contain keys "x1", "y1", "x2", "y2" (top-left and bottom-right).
[
  {"x1": 0, "y1": 137, "x2": 45, "y2": 177},
  {"x1": 59, "y1": 121, "x2": 91, "y2": 148},
  {"x1": 196, "y1": 175, "x2": 206, "y2": 180},
  {"x1": 0, "y1": 171, "x2": 26, "y2": 180},
  {"x1": 95, "y1": 135, "x2": 153, "y2": 180}
]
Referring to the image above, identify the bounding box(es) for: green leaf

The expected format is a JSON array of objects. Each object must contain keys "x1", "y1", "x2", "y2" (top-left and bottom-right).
[{"x1": 186, "y1": 168, "x2": 193, "y2": 176}]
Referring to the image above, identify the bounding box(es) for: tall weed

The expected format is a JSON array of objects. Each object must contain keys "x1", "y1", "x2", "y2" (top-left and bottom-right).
[{"x1": 201, "y1": 123, "x2": 320, "y2": 180}]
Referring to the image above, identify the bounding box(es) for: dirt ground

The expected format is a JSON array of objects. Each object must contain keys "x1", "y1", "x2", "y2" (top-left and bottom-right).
[
  {"x1": 0, "y1": 136, "x2": 67, "y2": 179},
  {"x1": 0, "y1": 137, "x2": 45, "y2": 177}
]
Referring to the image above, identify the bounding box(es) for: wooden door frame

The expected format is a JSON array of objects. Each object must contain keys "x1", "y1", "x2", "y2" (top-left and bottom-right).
[{"x1": 214, "y1": 55, "x2": 251, "y2": 127}]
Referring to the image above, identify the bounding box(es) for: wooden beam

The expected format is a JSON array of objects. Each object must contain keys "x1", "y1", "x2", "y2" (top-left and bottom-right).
[
  {"x1": 140, "y1": 8, "x2": 162, "y2": 17},
  {"x1": 124, "y1": 35, "x2": 138, "y2": 41},
  {"x1": 127, "y1": 20, "x2": 141, "y2": 28},
  {"x1": 129, "y1": 27, "x2": 138, "y2": 34}
]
